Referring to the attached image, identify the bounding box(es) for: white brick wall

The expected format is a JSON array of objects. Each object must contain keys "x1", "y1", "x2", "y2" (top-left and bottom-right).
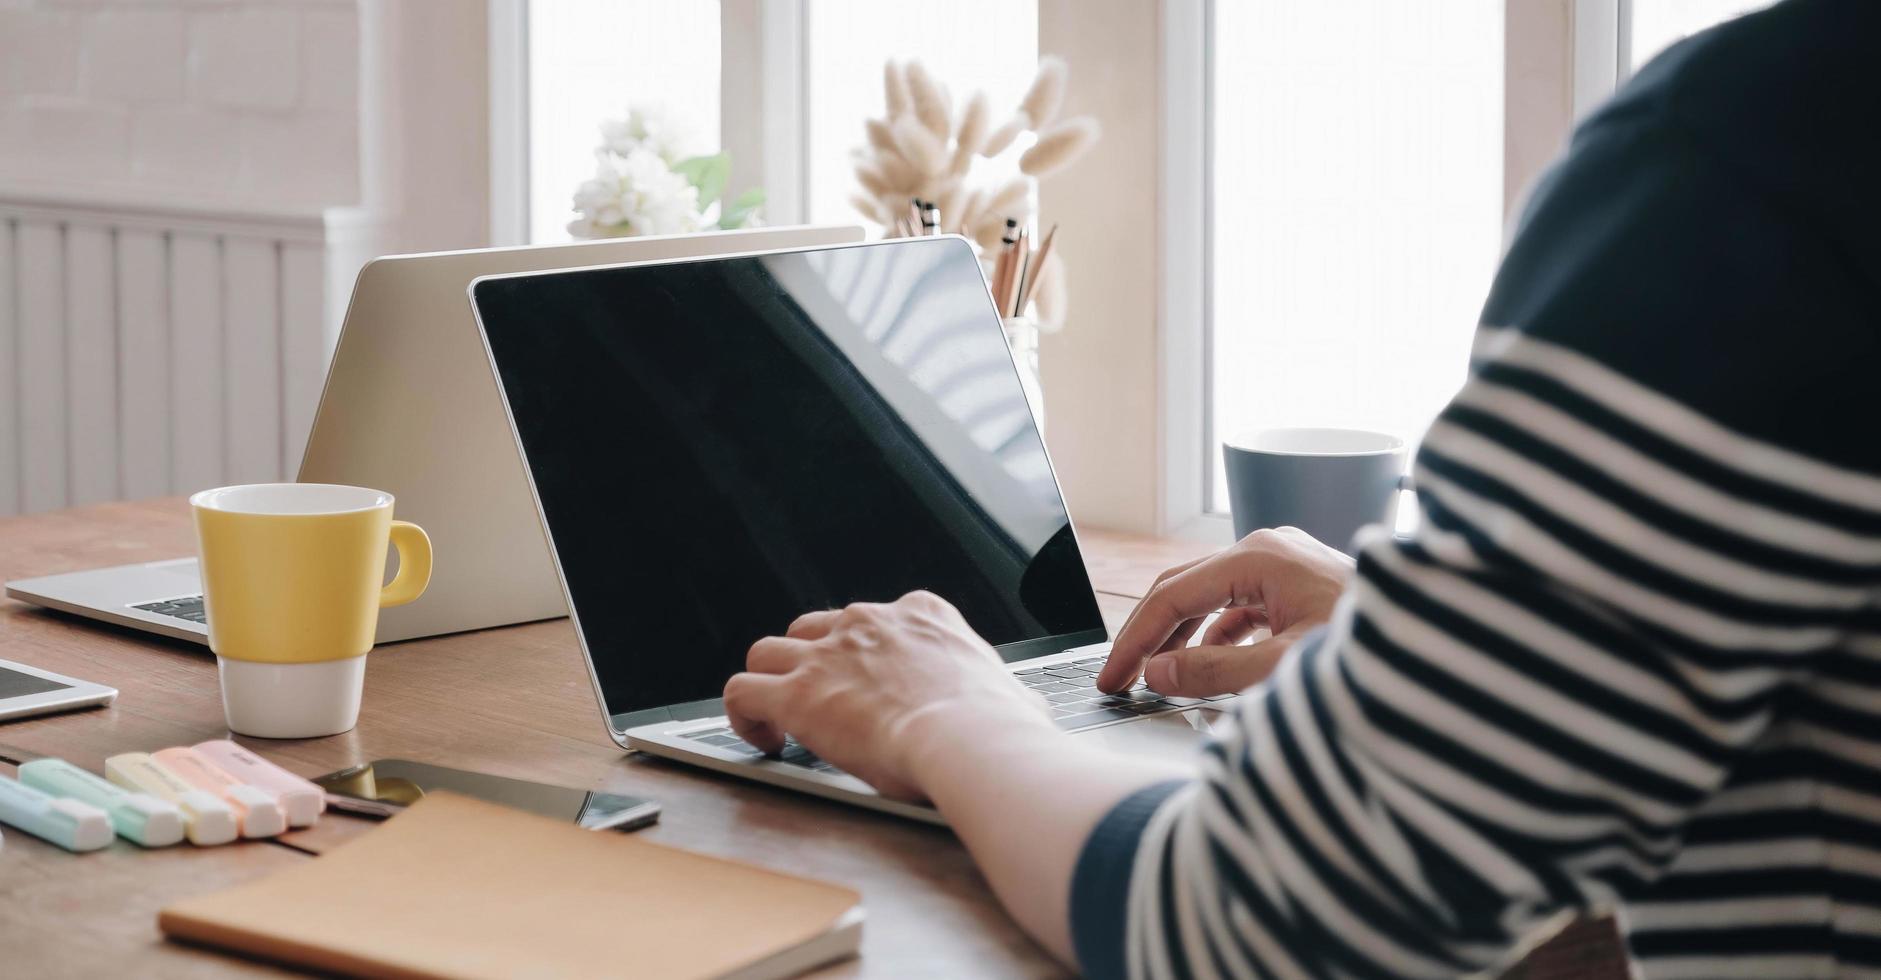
[
  {"x1": 192, "y1": 7, "x2": 302, "y2": 110},
  {"x1": 85, "y1": 10, "x2": 189, "y2": 103},
  {"x1": 0, "y1": 0, "x2": 360, "y2": 209},
  {"x1": 0, "y1": 9, "x2": 82, "y2": 96}
]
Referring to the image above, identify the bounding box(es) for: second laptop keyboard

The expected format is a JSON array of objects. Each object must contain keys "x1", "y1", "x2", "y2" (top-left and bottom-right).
[{"x1": 131, "y1": 594, "x2": 207, "y2": 624}]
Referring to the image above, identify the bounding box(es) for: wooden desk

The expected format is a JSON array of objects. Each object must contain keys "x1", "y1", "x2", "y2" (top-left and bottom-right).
[{"x1": 0, "y1": 499, "x2": 1624, "y2": 977}]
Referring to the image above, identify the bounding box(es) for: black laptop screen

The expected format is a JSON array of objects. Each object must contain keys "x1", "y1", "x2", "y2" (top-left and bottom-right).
[{"x1": 473, "y1": 238, "x2": 1106, "y2": 724}]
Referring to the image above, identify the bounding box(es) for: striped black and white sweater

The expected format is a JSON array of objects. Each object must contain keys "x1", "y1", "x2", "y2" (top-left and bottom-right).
[{"x1": 1070, "y1": 2, "x2": 1881, "y2": 977}]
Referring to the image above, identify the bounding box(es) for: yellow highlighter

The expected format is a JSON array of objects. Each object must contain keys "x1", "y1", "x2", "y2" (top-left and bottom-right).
[
  {"x1": 104, "y1": 752, "x2": 239, "y2": 846},
  {"x1": 152, "y1": 747, "x2": 286, "y2": 839}
]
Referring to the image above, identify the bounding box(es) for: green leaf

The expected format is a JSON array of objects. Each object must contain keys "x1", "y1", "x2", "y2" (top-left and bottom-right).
[
  {"x1": 718, "y1": 187, "x2": 767, "y2": 229},
  {"x1": 671, "y1": 152, "x2": 729, "y2": 208}
]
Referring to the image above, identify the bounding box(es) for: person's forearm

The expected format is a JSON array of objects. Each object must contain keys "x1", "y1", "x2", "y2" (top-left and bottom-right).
[{"x1": 904, "y1": 709, "x2": 1187, "y2": 966}]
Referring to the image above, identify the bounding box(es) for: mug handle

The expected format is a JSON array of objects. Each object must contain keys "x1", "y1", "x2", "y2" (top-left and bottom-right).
[{"x1": 380, "y1": 521, "x2": 433, "y2": 608}]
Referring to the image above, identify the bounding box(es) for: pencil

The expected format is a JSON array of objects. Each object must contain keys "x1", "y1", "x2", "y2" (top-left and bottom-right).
[
  {"x1": 990, "y1": 243, "x2": 1012, "y2": 308},
  {"x1": 990, "y1": 218, "x2": 1020, "y2": 309},
  {"x1": 1016, "y1": 223, "x2": 1057, "y2": 314},
  {"x1": 1006, "y1": 224, "x2": 1030, "y2": 316}
]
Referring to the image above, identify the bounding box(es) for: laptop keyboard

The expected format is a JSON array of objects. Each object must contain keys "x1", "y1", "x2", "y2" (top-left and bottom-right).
[
  {"x1": 679, "y1": 656, "x2": 1239, "y2": 773},
  {"x1": 131, "y1": 595, "x2": 207, "y2": 624},
  {"x1": 683, "y1": 731, "x2": 843, "y2": 773},
  {"x1": 1014, "y1": 655, "x2": 1237, "y2": 728}
]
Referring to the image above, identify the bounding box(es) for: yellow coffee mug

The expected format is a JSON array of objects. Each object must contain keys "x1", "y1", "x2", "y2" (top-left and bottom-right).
[{"x1": 191, "y1": 484, "x2": 431, "y2": 738}]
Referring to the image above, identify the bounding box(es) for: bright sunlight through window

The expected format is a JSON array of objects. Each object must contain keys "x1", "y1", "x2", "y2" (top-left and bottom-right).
[
  {"x1": 1629, "y1": 0, "x2": 1776, "y2": 72},
  {"x1": 1206, "y1": 1, "x2": 1504, "y2": 511},
  {"x1": 528, "y1": 1, "x2": 721, "y2": 243},
  {"x1": 804, "y1": 0, "x2": 1037, "y2": 229}
]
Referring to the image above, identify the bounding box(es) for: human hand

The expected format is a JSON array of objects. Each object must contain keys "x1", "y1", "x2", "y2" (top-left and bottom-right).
[
  {"x1": 1096, "y1": 527, "x2": 1353, "y2": 698},
  {"x1": 724, "y1": 591, "x2": 1057, "y2": 801}
]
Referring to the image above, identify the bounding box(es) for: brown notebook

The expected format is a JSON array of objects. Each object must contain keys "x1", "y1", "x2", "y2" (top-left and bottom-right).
[{"x1": 160, "y1": 792, "x2": 864, "y2": 980}]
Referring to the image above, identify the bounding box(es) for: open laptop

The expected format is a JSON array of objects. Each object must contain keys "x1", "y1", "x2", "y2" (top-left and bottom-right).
[
  {"x1": 4, "y1": 226, "x2": 863, "y2": 645},
  {"x1": 471, "y1": 237, "x2": 1240, "y2": 824}
]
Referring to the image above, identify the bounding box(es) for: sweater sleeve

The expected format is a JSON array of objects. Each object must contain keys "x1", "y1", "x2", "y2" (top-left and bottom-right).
[{"x1": 1070, "y1": 55, "x2": 1881, "y2": 979}]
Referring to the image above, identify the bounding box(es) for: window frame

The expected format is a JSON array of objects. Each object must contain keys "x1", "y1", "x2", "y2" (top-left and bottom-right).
[
  {"x1": 719, "y1": 0, "x2": 808, "y2": 228},
  {"x1": 1156, "y1": 0, "x2": 1216, "y2": 539},
  {"x1": 489, "y1": 0, "x2": 531, "y2": 246},
  {"x1": 485, "y1": 0, "x2": 813, "y2": 245}
]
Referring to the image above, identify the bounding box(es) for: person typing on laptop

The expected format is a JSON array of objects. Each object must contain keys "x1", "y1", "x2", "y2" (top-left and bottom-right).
[{"x1": 723, "y1": 3, "x2": 1881, "y2": 977}]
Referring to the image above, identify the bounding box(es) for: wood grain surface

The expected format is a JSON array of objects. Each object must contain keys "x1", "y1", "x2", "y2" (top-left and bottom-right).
[{"x1": 0, "y1": 498, "x2": 1625, "y2": 978}]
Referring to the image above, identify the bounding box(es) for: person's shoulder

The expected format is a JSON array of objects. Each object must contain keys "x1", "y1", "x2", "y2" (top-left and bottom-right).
[
  {"x1": 1480, "y1": 2, "x2": 1881, "y2": 469},
  {"x1": 1583, "y1": 0, "x2": 1881, "y2": 183}
]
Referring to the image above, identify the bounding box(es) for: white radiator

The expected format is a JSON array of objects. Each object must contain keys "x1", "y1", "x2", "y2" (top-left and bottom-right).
[{"x1": 0, "y1": 190, "x2": 370, "y2": 517}]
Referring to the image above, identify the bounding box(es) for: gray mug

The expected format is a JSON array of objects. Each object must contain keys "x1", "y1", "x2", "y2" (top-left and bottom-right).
[{"x1": 1223, "y1": 428, "x2": 1408, "y2": 554}]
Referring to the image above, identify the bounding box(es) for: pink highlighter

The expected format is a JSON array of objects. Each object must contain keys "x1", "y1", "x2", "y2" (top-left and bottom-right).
[
  {"x1": 151, "y1": 747, "x2": 287, "y2": 839},
  {"x1": 191, "y1": 739, "x2": 325, "y2": 828}
]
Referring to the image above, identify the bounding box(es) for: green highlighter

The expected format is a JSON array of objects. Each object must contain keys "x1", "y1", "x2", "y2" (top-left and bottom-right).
[
  {"x1": 0, "y1": 772, "x2": 111, "y2": 852},
  {"x1": 18, "y1": 758, "x2": 186, "y2": 848}
]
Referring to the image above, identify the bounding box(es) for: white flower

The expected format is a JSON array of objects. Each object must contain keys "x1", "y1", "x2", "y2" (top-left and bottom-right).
[
  {"x1": 566, "y1": 148, "x2": 703, "y2": 239},
  {"x1": 598, "y1": 105, "x2": 698, "y2": 166}
]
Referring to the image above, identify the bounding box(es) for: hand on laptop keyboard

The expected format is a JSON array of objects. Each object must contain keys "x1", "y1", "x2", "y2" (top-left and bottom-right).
[
  {"x1": 688, "y1": 658, "x2": 1239, "y2": 772},
  {"x1": 1097, "y1": 527, "x2": 1352, "y2": 697},
  {"x1": 1013, "y1": 657, "x2": 1234, "y2": 730},
  {"x1": 721, "y1": 591, "x2": 1062, "y2": 801}
]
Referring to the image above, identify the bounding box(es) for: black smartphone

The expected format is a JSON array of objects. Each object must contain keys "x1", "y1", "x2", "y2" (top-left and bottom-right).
[{"x1": 312, "y1": 759, "x2": 660, "y2": 832}]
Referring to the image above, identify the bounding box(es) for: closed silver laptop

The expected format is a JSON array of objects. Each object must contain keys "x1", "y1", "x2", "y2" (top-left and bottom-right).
[
  {"x1": 5, "y1": 226, "x2": 863, "y2": 645},
  {"x1": 471, "y1": 237, "x2": 1240, "y2": 824}
]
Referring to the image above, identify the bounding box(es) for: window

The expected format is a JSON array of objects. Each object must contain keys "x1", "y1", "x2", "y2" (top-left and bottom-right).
[
  {"x1": 1204, "y1": 1, "x2": 1505, "y2": 511},
  {"x1": 1628, "y1": 0, "x2": 1775, "y2": 72},
  {"x1": 526, "y1": 0, "x2": 721, "y2": 243},
  {"x1": 517, "y1": 0, "x2": 1038, "y2": 243},
  {"x1": 802, "y1": 0, "x2": 1037, "y2": 228}
]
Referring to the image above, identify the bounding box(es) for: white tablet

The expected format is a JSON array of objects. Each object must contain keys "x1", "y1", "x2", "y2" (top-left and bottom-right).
[{"x1": 0, "y1": 659, "x2": 117, "y2": 723}]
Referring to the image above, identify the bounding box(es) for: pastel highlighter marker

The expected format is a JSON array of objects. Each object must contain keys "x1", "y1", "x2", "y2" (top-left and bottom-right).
[
  {"x1": 0, "y1": 772, "x2": 113, "y2": 852},
  {"x1": 152, "y1": 747, "x2": 286, "y2": 839},
  {"x1": 17, "y1": 758, "x2": 185, "y2": 848},
  {"x1": 191, "y1": 740, "x2": 325, "y2": 828},
  {"x1": 104, "y1": 752, "x2": 238, "y2": 846}
]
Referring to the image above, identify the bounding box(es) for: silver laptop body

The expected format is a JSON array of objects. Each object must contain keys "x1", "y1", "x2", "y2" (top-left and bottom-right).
[
  {"x1": 4, "y1": 226, "x2": 864, "y2": 645},
  {"x1": 625, "y1": 656, "x2": 1241, "y2": 824},
  {"x1": 470, "y1": 237, "x2": 1241, "y2": 825}
]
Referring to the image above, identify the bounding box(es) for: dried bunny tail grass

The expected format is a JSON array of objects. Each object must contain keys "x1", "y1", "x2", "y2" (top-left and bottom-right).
[
  {"x1": 890, "y1": 115, "x2": 945, "y2": 175},
  {"x1": 1020, "y1": 56, "x2": 1069, "y2": 129},
  {"x1": 1019, "y1": 116, "x2": 1100, "y2": 178},
  {"x1": 864, "y1": 117, "x2": 899, "y2": 156},
  {"x1": 978, "y1": 111, "x2": 1031, "y2": 158},
  {"x1": 853, "y1": 161, "x2": 891, "y2": 198},
  {"x1": 1033, "y1": 252, "x2": 1068, "y2": 329},
  {"x1": 980, "y1": 176, "x2": 1031, "y2": 224},
  {"x1": 949, "y1": 92, "x2": 992, "y2": 175},
  {"x1": 951, "y1": 187, "x2": 986, "y2": 236},
  {"x1": 971, "y1": 212, "x2": 1010, "y2": 252},
  {"x1": 945, "y1": 152, "x2": 972, "y2": 181},
  {"x1": 883, "y1": 60, "x2": 909, "y2": 118},
  {"x1": 931, "y1": 179, "x2": 964, "y2": 224},
  {"x1": 904, "y1": 60, "x2": 953, "y2": 139},
  {"x1": 849, "y1": 194, "x2": 887, "y2": 226},
  {"x1": 957, "y1": 92, "x2": 992, "y2": 148},
  {"x1": 872, "y1": 153, "x2": 920, "y2": 195}
]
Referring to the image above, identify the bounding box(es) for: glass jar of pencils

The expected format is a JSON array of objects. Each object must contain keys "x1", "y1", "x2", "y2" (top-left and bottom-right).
[{"x1": 1003, "y1": 316, "x2": 1045, "y2": 432}]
